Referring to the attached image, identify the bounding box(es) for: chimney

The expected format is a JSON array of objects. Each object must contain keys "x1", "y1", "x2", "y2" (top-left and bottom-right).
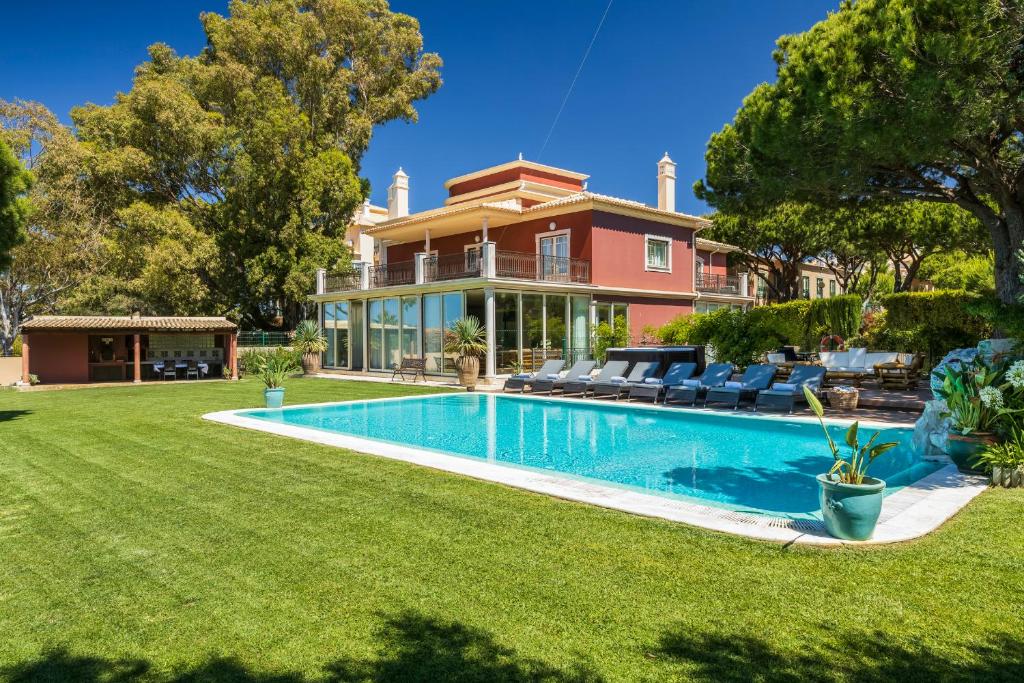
[
  {"x1": 657, "y1": 152, "x2": 676, "y2": 212},
  {"x1": 387, "y1": 167, "x2": 409, "y2": 219}
]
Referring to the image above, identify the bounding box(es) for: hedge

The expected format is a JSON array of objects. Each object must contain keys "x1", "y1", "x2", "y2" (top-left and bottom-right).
[{"x1": 872, "y1": 290, "x2": 993, "y2": 367}]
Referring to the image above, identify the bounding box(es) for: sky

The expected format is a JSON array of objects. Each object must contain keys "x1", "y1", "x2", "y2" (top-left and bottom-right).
[{"x1": 0, "y1": 1, "x2": 839, "y2": 216}]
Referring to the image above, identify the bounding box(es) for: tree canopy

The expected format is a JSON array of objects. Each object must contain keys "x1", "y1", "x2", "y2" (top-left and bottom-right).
[
  {"x1": 696, "y1": 0, "x2": 1024, "y2": 304},
  {"x1": 0, "y1": 136, "x2": 30, "y2": 271},
  {"x1": 61, "y1": 0, "x2": 442, "y2": 327}
]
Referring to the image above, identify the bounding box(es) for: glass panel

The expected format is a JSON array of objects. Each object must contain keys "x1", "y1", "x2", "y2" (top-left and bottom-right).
[
  {"x1": 324, "y1": 303, "x2": 336, "y2": 368},
  {"x1": 648, "y1": 239, "x2": 668, "y2": 269},
  {"x1": 570, "y1": 296, "x2": 590, "y2": 362},
  {"x1": 423, "y1": 294, "x2": 443, "y2": 374},
  {"x1": 494, "y1": 292, "x2": 519, "y2": 374},
  {"x1": 335, "y1": 301, "x2": 349, "y2": 368},
  {"x1": 349, "y1": 301, "x2": 364, "y2": 370},
  {"x1": 521, "y1": 293, "x2": 545, "y2": 372},
  {"x1": 545, "y1": 294, "x2": 568, "y2": 363},
  {"x1": 383, "y1": 297, "x2": 401, "y2": 370},
  {"x1": 830, "y1": 280, "x2": 837, "y2": 296},
  {"x1": 465, "y1": 289, "x2": 486, "y2": 374},
  {"x1": 368, "y1": 299, "x2": 383, "y2": 370},
  {"x1": 441, "y1": 291, "x2": 463, "y2": 374},
  {"x1": 595, "y1": 302, "x2": 612, "y2": 328},
  {"x1": 401, "y1": 296, "x2": 420, "y2": 359},
  {"x1": 816, "y1": 277, "x2": 825, "y2": 298}
]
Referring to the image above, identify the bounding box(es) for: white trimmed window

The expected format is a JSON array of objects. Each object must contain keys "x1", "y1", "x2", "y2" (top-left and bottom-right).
[{"x1": 645, "y1": 235, "x2": 672, "y2": 272}]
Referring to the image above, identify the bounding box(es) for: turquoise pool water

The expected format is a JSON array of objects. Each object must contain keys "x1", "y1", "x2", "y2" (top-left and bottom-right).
[{"x1": 241, "y1": 393, "x2": 939, "y2": 519}]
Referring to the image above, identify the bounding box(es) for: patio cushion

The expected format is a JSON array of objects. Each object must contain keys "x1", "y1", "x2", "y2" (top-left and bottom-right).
[
  {"x1": 865, "y1": 352, "x2": 900, "y2": 366},
  {"x1": 848, "y1": 347, "x2": 868, "y2": 368},
  {"x1": 545, "y1": 373, "x2": 561, "y2": 380},
  {"x1": 511, "y1": 373, "x2": 531, "y2": 379},
  {"x1": 819, "y1": 351, "x2": 849, "y2": 370},
  {"x1": 724, "y1": 381, "x2": 744, "y2": 389},
  {"x1": 610, "y1": 376, "x2": 628, "y2": 383},
  {"x1": 771, "y1": 382, "x2": 797, "y2": 393},
  {"x1": 680, "y1": 379, "x2": 701, "y2": 388},
  {"x1": 577, "y1": 375, "x2": 593, "y2": 381},
  {"x1": 644, "y1": 377, "x2": 662, "y2": 385}
]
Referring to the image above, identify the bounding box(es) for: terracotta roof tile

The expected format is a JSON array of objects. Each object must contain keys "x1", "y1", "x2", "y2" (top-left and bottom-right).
[{"x1": 21, "y1": 316, "x2": 237, "y2": 332}]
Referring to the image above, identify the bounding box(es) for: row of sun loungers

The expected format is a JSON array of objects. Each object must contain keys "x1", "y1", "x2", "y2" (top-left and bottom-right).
[{"x1": 503, "y1": 360, "x2": 827, "y2": 413}]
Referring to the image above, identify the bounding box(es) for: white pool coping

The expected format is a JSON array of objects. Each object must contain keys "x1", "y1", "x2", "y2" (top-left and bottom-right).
[{"x1": 203, "y1": 393, "x2": 988, "y2": 546}]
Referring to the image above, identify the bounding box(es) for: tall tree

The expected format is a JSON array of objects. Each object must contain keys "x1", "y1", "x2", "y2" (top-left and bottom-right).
[
  {"x1": 696, "y1": 0, "x2": 1024, "y2": 304},
  {"x1": 0, "y1": 137, "x2": 30, "y2": 272},
  {"x1": 68, "y1": 0, "x2": 442, "y2": 327},
  {"x1": 706, "y1": 202, "x2": 832, "y2": 302}
]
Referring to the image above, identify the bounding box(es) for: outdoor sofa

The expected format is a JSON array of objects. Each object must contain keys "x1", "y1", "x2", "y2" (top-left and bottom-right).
[
  {"x1": 663, "y1": 363, "x2": 735, "y2": 406},
  {"x1": 819, "y1": 348, "x2": 902, "y2": 386},
  {"x1": 754, "y1": 365, "x2": 827, "y2": 413},
  {"x1": 502, "y1": 359, "x2": 564, "y2": 393},
  {"x1": 703, "y1": 364, "x2": 778, "y2": 410},
  {"x1": 560, "y1": 361, "x2": 629, "y2": 396},
  {"x1": 529, "y1": 360, "x2": 598, "y2": 394},
  {"x1": 590, "y1": 361, "x2": 661, "y2": 399},
  {"x1": 626, "y1": 362, "x2": 698, "y2": 403}
]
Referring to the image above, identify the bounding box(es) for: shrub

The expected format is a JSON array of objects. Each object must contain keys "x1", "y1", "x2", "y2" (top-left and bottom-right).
[
  {"x1": 880, "y1": 290, "x2": 992, "y2": 366},
  {"x1": 239, "y1": 347, "x2": 302, "y2": 377},
  {"x1": 806, "y1": 295, "x2": 863, "y2": 342},
  {"x1": 661, "y1": 305, "x2": 805, "y2": 368},
  {"x1": 594, "y1": 314, "x2": 629, "y2": 363},
  {"x1": 11, "y1": 335, "x2": 22, "y2": 356}
]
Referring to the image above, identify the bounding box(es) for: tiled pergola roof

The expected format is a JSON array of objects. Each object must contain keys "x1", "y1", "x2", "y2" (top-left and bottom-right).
[{"x1": 20, "y1": 316, "x2": 238, "y2": 333}]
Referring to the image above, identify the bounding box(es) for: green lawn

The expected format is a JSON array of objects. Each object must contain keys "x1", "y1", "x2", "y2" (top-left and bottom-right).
[{"x1": 0, "y1": 378, "x2": 1021, "y2": 682}]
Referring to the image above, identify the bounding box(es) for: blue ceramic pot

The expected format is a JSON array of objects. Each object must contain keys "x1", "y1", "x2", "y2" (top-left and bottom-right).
[
  {"x1": 817, "y1": 474, "x2": 886, "y2": 541},
  {"x1": 945, "y1": 433, "x2": 992, "y2": 474},
  {"x1": 264, "y1": 387, "x2": 285, "y2": 408}
]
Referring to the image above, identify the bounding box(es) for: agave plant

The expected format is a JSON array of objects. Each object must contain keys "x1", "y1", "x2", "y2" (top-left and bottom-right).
[
  {"x1": 443, "y1": 316, "x2": 487, "y2": 358},
  {"x1": 292, "y1": 319, "x2": 328, "y2": 355},
  {"x1": 803, "y1": 386, "x2": 899, "y2": 485}
]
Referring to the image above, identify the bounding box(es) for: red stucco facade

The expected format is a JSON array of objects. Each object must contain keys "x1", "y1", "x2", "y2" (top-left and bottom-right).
[{"x1": 27, "y1": 333, "x2": 90, "y2": 384}]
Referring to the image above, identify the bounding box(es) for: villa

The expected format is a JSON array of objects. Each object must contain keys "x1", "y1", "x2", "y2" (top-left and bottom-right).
[{"x1": 312, "y1": 155, "x2": 764, "y2": 380}]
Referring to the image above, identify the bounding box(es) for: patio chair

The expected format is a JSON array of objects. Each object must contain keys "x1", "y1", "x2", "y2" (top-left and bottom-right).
[
  {"x1": 162, "y1": 361, "x2": 177, "y2": 381},
  {"x1": 560, "y1": 360, "x2": 629, "y2": 397},
  {"x1": 663, "y1": 363, "x2": 734, "y2": 407},
  {"x1": 874, "y1": 352, "x2": 924, "y2": 390},
  {"x1": 703, "y1": 364, "x2": 778, "y2": 410},
  {"x1": 754, "y1": 365, "x2": 827, "y2": 413},
  {"x1": 530, "y1": 360, "x2": 597, "y2": 394},
  {"x1": 590, "y1": 361, "x2": 661, "y2": 400},
  {"x1": 185, "y1": 359, "x2": 200, "y2": 380},
  {"x1": 502, "y1": 359, "x2": 565, "y2": 393},
  {"x1": 627, "y1": 362, "x2": 697, "y2": 403}
]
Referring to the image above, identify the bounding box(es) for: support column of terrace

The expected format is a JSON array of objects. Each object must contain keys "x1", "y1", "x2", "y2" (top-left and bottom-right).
[
  {"x1": 484, "y1": 287, "x2": 496, "y2": 380},
  {"x1": 20, "y1": 334, "x2": 29, "y2": 384},
  {"x1": 133, "y1": 334, "x2": 141, "y2": 383}
]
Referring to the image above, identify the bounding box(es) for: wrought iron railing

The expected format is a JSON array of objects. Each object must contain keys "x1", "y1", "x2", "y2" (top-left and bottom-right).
[
  {"x1": 424, "y1": 252, "x2": 481, "y2": 282},
  {"x1": 369, "y1": 260, "x2": 415, "y2": 288},
  {"x1": 695, "y1": 273, "x2": 741, "y2": 295},
  {"x1": 324, "y1": 270, "x2": 361, "y2": 293},
  {"x1": 495, "y1": 251, "x2": 591, "y2": 283}
]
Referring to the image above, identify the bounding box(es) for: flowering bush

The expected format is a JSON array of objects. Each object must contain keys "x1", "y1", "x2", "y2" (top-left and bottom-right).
[{"x1": 937, "y1": 354, "x2": 1024, "y2": 436}]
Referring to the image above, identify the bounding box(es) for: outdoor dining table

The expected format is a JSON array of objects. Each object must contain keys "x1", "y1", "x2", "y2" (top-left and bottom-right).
[{"x1": 152, "y1": 361, "x2": 210, "y2": 376}]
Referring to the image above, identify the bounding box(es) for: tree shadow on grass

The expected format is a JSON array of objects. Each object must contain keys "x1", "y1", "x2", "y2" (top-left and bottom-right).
[
  {"x1": 2, "y1": 612, "x2": 602, "y2": 683},
  {"x1": 653, "y1": 624, "x2": 1024, "y2": 682},
  {"x1": 0, "y1": 410, "x2": 31, "y2": 423}
]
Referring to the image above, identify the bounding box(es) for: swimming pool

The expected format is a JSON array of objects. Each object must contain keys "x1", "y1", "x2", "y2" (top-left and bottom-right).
[{"x1": 237, "y1": 393, "x2": 940, "y2": 520}]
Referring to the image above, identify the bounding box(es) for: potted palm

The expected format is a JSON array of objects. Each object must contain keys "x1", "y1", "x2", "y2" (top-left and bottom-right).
[
  {"x1": 293, "y1": 320, "x2": 328, "y2": 375},
  {"x1": 260, "y1": 353, "x2": 299, "y2": 408},
  {"x1": 804, "y1": 386, "x2": 900, "y2": 541},
  {"x1": 444, "y1": 316, "x2": 487, "y2": 390}
]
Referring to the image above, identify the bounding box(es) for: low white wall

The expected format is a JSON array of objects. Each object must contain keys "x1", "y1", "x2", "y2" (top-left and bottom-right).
[{"x1": 0, "y1": 356, "x2": 22, "y2": 385}]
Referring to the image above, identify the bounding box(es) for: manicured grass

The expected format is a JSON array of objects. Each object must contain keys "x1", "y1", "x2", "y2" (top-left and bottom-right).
[{"x1": 0, "y1": 378, "x2": 1022, "y2": 682}]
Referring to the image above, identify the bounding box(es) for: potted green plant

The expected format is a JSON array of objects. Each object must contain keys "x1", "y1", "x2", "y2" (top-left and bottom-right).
[
  {"x1": 937, "y1": 357, "x2": 1006, "y2": 473},
  {"x1": 803, "y1": 386, "x2": 900, "y2": 541},
  {"x1": 975, "y1": 427, "x2": 1024, "y2": 487},
  {"x1": 260, "y1": 353, "x2": 299, "y2": 408},
  {"x1": 444, "y1": 316, "x2": 487, "y2": 390},
  {"x1": 293, "y1": 320, "x2": 328, "y2": 375}
]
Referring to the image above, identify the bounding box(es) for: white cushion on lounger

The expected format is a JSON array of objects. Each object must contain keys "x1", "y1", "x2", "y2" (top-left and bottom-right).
[
  {"x1": 771, "y1": 382, "x2": 797, "y2": 393},
  {"x1": 644, "y1": 377, "x2": 662, "y2": 385},
  {"x1": 511, "y1": 373, "x2": 531, "y2": 379},
  {"x1": 545, "y1": 373, "x2": 561, "y2": 380},
  {"x1": 848, "y1": 347, "x2": 867, "y2": 368},
  {"x1": 610, "y1": 376, "x2": 628, "y2": 383},
  {"x1": 680, "y1": 379, "x2": 701, "y2": 388},
  {"x1": 577, "y1": 375, "x2": 593, "y2": 381},
  {"x1": 724, "y1": 381, "x2": 744, "y2": 389}
]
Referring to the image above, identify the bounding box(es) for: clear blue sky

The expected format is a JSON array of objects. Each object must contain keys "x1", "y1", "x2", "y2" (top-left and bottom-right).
[{"x1": 0, "y1": 1, "x2": 838, "y2": 216}]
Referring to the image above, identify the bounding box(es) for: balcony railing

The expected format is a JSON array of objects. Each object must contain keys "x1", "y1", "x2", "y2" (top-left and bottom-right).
[
  {"x1": 369, "y1": 260, "x2": 415, "y2": 288},
  {"x1": 324, "y1": 270, "x2": 361, "y2": 293},
  {"x1": 424, "y1": 252, "x2": 481, "y2": 282},
  {"x1": 696, "y1": 273, "x2": 741, "y2": 295},
  {"x1": 495, "y1": 251, "x2": 591, "y2": 284}
]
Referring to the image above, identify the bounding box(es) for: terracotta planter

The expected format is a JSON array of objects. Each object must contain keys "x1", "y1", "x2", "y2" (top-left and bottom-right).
[
  {"x1": 301, "y1": 352, "x2": 321, "y2": 375},
  {"x1": 455, "y1": 355, "x2": 480, "y2": 390},
  {"x1": 946, "y1": 432, "x2": 995, "y2": 474}
]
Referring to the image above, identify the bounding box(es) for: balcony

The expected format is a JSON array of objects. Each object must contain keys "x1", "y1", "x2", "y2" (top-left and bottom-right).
[
  {"x1": 320, "y1": 249, "x2": 591, "y2": 293},
  {"x1": 696, "y1": 273, "x2": 744, "y2": 296}
]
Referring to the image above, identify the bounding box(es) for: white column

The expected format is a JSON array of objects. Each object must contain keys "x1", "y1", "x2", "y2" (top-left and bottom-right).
[
  {"x1": 481, "y1": 241, "x2": 497, "y2": 278},
  {"x1": 414, "y1": 253, "x2": 427, "y2": 284},
  {"x1": 353, "y1": 261, "x2": 370, "y2": 290},
  {"x1": 424, "y1": 229, "x2": 431, "y2": 253},
  {"x1": 484, "y1": 287, "x2": 496, "y2": 379},
  {"x1": 482, "y1": 216, "x2": 489, "y2": 242},
  {"x1": 740, "y1": 272, "x2": 750, "y2": 298},
  {"x1": 316, "y1": 268, "x2": 326, "y2": 295}
]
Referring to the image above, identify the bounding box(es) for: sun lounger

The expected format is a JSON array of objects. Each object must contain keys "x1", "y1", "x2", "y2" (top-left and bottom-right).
[
  {"x1": 703, "y1": 364, "x2": 777, "y2": 410},
  {"x1": 560, "y1": 361, "x2": 629, "y2": 396},
  {"x1": 754, "y1": 365, "x2": 826, "y2": 413},
  {"x1": 530, "y1": 360, "x2": 597, "y2": 394},
  {"x1": 627, "y1": 362, "x2": 698, "y2": 403},
  {"x1": 590, "y1": 361, "x2": 661, "y2": 399},
  {"x1": 663, "y1": 363, "x2": 734, "y2": 406},
  {"x1": 502, "y1": 360, "x2": 564, "y2": 393}
]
